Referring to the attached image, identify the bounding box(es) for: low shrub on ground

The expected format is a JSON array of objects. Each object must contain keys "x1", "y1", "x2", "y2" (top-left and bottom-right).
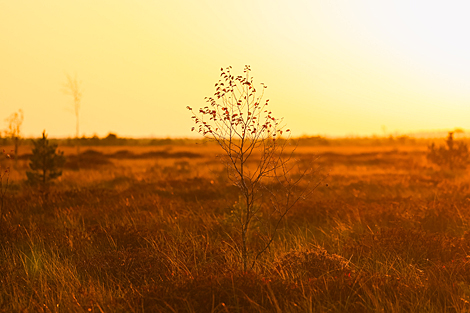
[{"x1": 428, "y1": 131, "x2": 469, "y2": 170}]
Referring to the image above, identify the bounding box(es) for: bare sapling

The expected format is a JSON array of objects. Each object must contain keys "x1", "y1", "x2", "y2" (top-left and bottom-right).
[
  {"x1": 63, "y1": 73, "x2": 83, "y2": 166},
  {"x1": 4, "y1": 109, "x2": 24, "y2": 167},
  {"x1": 188, "y1": 65, "x2": 321, "y2": 271}
]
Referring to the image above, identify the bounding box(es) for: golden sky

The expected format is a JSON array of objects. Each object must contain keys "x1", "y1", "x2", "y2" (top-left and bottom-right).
[{"x1": 1, "y1": 0, "x2": 469, "y2": 138}]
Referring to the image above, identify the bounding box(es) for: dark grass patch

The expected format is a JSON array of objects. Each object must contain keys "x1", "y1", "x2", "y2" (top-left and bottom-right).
[
  {"x1": 343, "y1": 227, "x2": 470, "y2": 266},
  {"x1": 65, "y1": 149, "x2": 113, "y2": 169},
  {"x1": 274, "y1": 246, "x2": 354, "y2": 279},
  {"x1": 108, "y1": 149, "x2": 202, "y2": 159}
]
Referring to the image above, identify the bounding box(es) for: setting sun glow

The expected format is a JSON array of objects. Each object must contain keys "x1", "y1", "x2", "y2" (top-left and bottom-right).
[{"x1": 1, "y1": 0, "x2": 469, "y2": 138}]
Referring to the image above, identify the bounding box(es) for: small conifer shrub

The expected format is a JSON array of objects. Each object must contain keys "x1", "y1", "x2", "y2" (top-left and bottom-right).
[
  {"x1": 427, "y1": 131, "x2": 469, "y2": 170},
  {"x1": 26, "y1": 131, "x2": 66, "y2": 186}
]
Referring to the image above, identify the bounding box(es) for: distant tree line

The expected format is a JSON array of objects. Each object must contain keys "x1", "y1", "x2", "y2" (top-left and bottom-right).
[
  {"x1": 0, "y1": 133, "x2": 204, "y2": 147},
  {"x1": 4, "y1": 132, "x2": 470, "y2": 148}
]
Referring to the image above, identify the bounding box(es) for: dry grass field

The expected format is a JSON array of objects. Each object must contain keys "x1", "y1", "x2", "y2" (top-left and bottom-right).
[{"x1": 2, "y1": 141, "x2": 470, "y2": 312}]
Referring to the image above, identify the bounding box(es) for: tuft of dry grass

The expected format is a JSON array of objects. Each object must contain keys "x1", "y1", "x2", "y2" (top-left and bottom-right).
[{"x1": 2, "y1": 143, "x2": 470, "y2": 312}]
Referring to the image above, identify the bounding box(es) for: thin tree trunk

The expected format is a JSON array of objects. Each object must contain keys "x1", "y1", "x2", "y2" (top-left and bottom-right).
[
  {"x1": 14, "y1": 136, "x2": 18, "y2": 167},
  {"x1": 76, "y1": 111, "x2": 80, "y2": 168}
]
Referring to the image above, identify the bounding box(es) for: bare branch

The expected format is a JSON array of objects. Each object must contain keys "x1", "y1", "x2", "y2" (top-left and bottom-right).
[{"x1": 188, "y1": 65, "x2": 320, "y2": 271}]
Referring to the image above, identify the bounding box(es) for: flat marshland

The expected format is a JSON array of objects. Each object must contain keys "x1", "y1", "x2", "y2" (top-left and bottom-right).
[{"x1": 2, "y1": 141, "x2": 470, "y2": 312}]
